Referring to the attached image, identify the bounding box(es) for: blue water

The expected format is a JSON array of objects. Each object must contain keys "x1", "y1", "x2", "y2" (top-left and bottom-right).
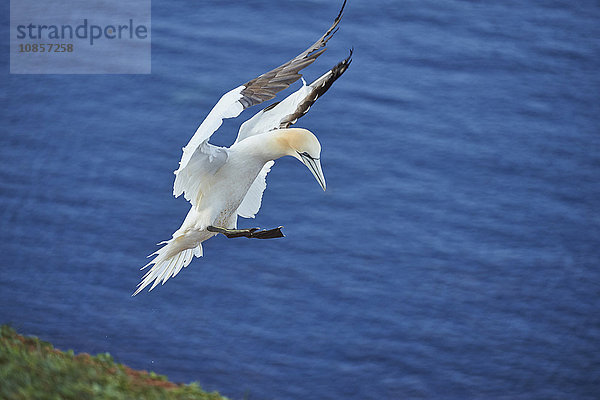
[{"x1": 2, "y1": 0, "x2": 600, "y2": 399}]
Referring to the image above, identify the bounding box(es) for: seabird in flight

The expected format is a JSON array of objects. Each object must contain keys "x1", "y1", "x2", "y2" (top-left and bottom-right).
[{"x1": 134, "y1": 0, "x2": 351, "y2": 295}]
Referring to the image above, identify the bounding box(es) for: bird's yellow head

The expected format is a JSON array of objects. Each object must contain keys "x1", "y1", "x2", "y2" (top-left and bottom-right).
[{"x1": 276, "y1": 128, "x2": 326, "y2": 191}]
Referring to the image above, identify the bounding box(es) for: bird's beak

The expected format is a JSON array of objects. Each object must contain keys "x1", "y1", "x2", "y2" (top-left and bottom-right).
[{"x1": 300, "y1": 154, "x2": 326, "y2": 191}]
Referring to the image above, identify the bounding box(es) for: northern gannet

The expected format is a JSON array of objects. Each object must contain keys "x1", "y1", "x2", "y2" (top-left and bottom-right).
[{"x1": 134, "y1": 1, "x2": 351, "y2": 295}]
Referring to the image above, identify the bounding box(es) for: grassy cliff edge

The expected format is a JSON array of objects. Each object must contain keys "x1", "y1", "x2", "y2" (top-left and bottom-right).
[{"x1": 0, "y1": 325, "x2": 227, "y2": 400}]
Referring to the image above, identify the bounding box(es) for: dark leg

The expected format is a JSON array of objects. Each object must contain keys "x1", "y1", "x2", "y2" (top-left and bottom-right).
[
  {"x1": 207, "y1": 226, "x2": 258, "y2": 238},
  {"x1": 207, "y1": 226, "x2": 284, "y2": 239}
]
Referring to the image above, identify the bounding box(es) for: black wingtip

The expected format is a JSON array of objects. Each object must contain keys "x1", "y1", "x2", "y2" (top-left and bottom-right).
[
  {"x1": 346, "y1": 48, "x2": 354, "y2": 64},
  {"x1": 336, "y1": 0, "x2": 348, "y2": 23},
  {"x1": 330, "y1": 48, "x2": 353, "y2": 78},
  {"x1": 322, "y1": 0, "x2": 348, "y2": 45}
]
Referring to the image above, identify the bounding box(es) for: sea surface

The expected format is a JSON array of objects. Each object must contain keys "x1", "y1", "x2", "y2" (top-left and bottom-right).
[{"x1": 1, "y1": 1, "x2": 599, "y2": 399}]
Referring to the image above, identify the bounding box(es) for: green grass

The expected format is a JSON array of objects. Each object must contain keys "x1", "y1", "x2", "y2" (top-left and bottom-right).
[{"x1": 0, "y1": 325, "x2": 227, "y2": 400}]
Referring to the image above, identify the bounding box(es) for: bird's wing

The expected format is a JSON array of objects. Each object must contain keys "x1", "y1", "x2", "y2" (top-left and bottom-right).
[
  {"x1": 236, "y1": 161, "x2": 275, "y2": 218},
  {"x1": 173, "y1": 0, "x2": 347, "y2": 205},
  {"x1": 235, "y1": 50, "x2": 352, "y2": 144},
  {"x1": 174, "y1": 142, "x2": 229, "y2": 206},
  {"x1": 236, "y1": 0, "x2": 346, "y2": 109}
]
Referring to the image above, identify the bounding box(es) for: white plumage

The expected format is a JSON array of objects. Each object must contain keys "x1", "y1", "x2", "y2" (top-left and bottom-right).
[{"x1": 133, "y1": 1, "x2": 352, "y2": 295}]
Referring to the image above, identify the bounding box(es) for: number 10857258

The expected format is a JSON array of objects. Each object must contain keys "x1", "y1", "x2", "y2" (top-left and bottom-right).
[{"x1": 18, "y1": 43, "x2": 74, "y2": 52}]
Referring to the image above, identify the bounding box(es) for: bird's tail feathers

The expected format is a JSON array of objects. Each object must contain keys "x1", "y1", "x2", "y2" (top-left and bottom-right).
[{"x1": 133, "y1": 238, "x2": 202, "y2": 296}]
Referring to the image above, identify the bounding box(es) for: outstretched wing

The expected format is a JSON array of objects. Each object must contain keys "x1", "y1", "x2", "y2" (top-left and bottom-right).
[
  {"x1": 173, "y1": 1, "x2": 347, "y2": 207},
  {"x1": 234, "y1": 51, "x2": 352, "y2": 219},
  {"x1": 235, "y1": 50, "x2": 353, "y2": 144},
  {"x1": 278, "y1": 50, "x2": 353, "y2": 129},
  {"x1": 238, "y1": 0, "x2": 346, "y2": 108}
]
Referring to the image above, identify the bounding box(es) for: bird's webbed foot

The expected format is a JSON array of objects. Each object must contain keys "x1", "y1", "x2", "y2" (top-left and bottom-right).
[
  {"x1": 207, "y1": 225, "x2": 284, "y2": 239},
  {"x1": 250, "y1": 226, "x2": 285, "y2": 239}
]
